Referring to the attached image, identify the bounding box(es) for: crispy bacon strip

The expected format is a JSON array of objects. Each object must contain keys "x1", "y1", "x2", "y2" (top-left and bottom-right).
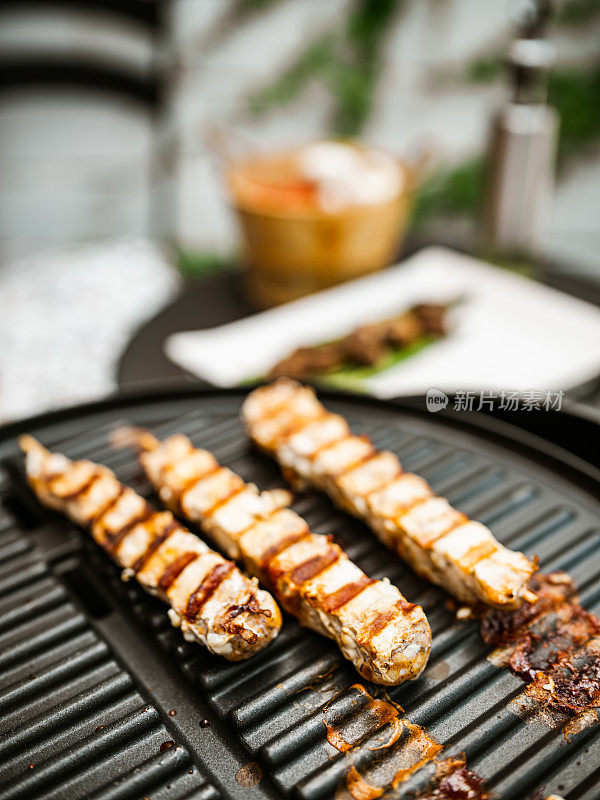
[
  {"x1": 241, "y1": 379, "x2": 538, "y2": 610},
  {"x1": 135, "y1": 432, "x2": 431, "y2": 685},
  {"x1": 19, "y1": 436, "x2": 281, "y2": 661}
]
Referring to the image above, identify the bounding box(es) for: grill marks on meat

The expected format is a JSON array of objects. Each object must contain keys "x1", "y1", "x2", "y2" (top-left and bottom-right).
[
  {"x1": 321, "y1": 576, "x2": 375, "y2": 614},
  {"x1": 289, "y1": 548, "x2": 340, "y2": 584},
  {"x1": 158, "y1": 551, "x2": 199, "y2": 592},
  {"x1": 241, "y1": 379, "x2": 537, "y2": 609},
  {"x1": 104, "y1": 505, "x2": 155, "y2": 554},
  {"x1": 481, "y1": 571, "x2": 600, "y2": 721},
  {"x1": 131, "y1": 518, "x2": 181, "y2": 574},
  {"x1": 268, "y1": 303, "x2": 448, "y2": 379},
  {"x1": 137, "y1": 433, "x2": 432, "y2": 685},
  {"x1": 185, "y1": 562, "x2": 234, "y2": 620},
  {"x1": 19, "y1": 435, "x2": 281, "y2": 661}
]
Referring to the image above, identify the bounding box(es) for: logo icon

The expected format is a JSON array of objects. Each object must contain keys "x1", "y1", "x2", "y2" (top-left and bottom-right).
[{"x1": 426, "y1": 389, "x2": 448, "y2": 413}]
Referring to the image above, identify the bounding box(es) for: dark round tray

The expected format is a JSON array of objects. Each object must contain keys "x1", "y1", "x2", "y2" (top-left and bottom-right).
[{"x1": 1, "y1": 386, "x2": 599, "y2": 800}]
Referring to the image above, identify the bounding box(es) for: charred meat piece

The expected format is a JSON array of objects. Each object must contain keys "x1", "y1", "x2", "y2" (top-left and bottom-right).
[
  {"x1": 20, "y1": 435, "x2": 281, "y2": 661},
  {"x1": 412, "y1": 303, "x2": 447, "y2": 338},
  {"x1": 134, "y1": 432, "x2": 431, "y2": 686},
  {"x1": 343, "y1": 321, "x2": 391, "y2": 366},
  {"x1": 385, "y1": 313, "x2": 425, "y2": 347},
  {"x1": 242, "y1": 379, "x2": 538, "y2": 610},
  {"x1": 267, "y1": 303, "x2": 448, "y2": 379},
  {"x1": 269, "y1": 342, "x2": 345, "y2": 379}
]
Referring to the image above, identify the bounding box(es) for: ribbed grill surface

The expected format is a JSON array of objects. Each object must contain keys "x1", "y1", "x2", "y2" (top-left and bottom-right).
[
  {"x1": 0, "y1": 450, "x2": 220, "y2": 799},
  {"x1": 1, "y1": 392, "x2": 598, "y2": 800}
]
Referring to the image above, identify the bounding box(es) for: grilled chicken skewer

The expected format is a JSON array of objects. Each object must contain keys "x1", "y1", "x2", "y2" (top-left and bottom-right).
[
  {"x1": 241, "y1": 379, "x2": 538, "y2": 610},
  {"x1": 133, "y1": 431, "x2": 431, "y2": 686},
  {"x1": 20, "y1": 435, "x2": 281, "y2": 661}
]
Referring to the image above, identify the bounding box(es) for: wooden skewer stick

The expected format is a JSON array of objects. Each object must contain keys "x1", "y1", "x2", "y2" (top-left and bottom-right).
[
  {"x1": 521, "y1": 588, "x2": 539, "y2": 605},
  {"x1": 18, "y1": 434, "x2": 39, "y2": 454},
  {"x1": 110, "y1": 426, "x2": 160, "y2": 452}
]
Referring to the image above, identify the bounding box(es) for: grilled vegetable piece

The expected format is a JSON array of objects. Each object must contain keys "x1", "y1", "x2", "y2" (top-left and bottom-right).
[
  {"x1": 135, "y1": 432, "x2": 431, "y2": 686},
  {"x1": 19, "y1": 435, "x2": 281, "y2": 661},
  {"x1": 241, "y1": 379, "x2": 538, "y2": 610}
]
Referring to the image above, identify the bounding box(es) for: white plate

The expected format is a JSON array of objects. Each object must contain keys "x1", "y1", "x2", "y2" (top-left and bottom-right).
[{"x1": 165, "y1": 247, "x2": 600, "y2": 397}]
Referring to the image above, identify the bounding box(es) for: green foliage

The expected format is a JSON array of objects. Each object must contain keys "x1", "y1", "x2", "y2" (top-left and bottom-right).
[
  {"x1": 410, "y1": 159, "x2": 485, "y2": 230},
  {"x1": 466, "y1": 54, "x2": 504, "y2": 84},
  {"x1": 176, "y1": 249, "x2": 232, "y2": 280},
  {"x1": 555, "y1": 0, "x2": 600, "y2": 24},
  {"x1": 248, "y1": 35, "x2": 334, "y2": 114},
  {"x1": 550, "y1": 61, "x2": 600, "y2": 158},
  {"x1": 227, "y1": 0, "x2": 285, "y2": 19},
  {"x1": 247, "y1": 0, "x2": 404, "y2": 136}
]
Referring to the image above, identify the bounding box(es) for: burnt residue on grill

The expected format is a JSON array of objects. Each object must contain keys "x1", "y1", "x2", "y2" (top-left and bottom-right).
[
  {"x1": 329, "y1": 570, "x2": 600, "y2": 799},
  {"x1": 525, "y1": 636, "x2": 600, "y2": 714},
  {"x1": 322, "y1": 685, "x2": 442, "y2": 798},
  {"x1": 480, "y1": 571, "x2": 600, "y2": 726},
  {"x1": 415, "y1": 755, "x2": 489, "y2": 800},
  {"x1": 323, "y1": 684, "x2": 403, "y2": 754}
]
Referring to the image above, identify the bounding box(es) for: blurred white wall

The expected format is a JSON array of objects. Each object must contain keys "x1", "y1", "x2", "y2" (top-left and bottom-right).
[
  {"x1": 0, "y1": 5, "x2": 155, "y2": 259},
  {"x1": 0, "y1": 92, "x2": 153, "y2": 245}
]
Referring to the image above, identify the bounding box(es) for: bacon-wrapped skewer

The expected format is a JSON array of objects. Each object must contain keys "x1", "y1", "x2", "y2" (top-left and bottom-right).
[
  {"x1": 133, "y1": 432, "x2": 431, "y2": 686},
  {"x1": 241, "y1": 379, "x2": 538, "y2": 610},
  {"x1": 20, "y1": 436, "x2": 281, "y2": 661}
]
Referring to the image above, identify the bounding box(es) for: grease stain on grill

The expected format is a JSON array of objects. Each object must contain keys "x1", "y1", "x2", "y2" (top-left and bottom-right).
[
  {"x1": 389, "y1": 721, "x2": 443, "y2": 787},
  {"x1": 481, "y1": 571, "x2": 600, "y2": 735},
  {"x1": 562, "y1": 707, "x2": 599, "y2": 739},
  {"x1": 323, "y1": 685, "x2": 442, "y2": 798},
  {"x1": 235, "y1": 761, "x2": 263, "y2": 788},
  {"x1": 329, "y1": 568, "x2": 600, "y2": 799},
  {"x1": 343, "y1": 766, "x2": 383, "y2": 799},
  {"x1": 425, "y1": 660, "x2": 450, "y2": 682},
  {"x1": 159, "y1": 740, "x2": 175, "y2": 752},
  {"x1": 300, "y1": 663, "x2": 339, "y2": 695},
  {"x1": 338, "y1": 719, "x2": 441, "y2": 798},
  {"x1": 323, "y1": 684, "x2": 403, "y2": 753}
]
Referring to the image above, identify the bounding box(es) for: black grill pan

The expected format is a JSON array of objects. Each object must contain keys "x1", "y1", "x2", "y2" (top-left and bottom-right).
[{"x1": 0, "y1": 387, "x2": 599, "y2": 800}]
